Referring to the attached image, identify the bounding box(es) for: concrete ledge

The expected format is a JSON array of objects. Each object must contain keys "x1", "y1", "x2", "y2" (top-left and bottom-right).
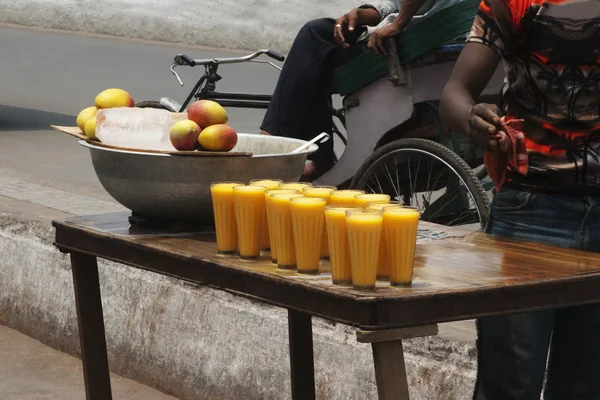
[
  {"x1": 0, "y1": 194, "x2": 477, "y2": 399},
  {"x1": 0, "y1": 0, "x2": 353, "y2": 52}
]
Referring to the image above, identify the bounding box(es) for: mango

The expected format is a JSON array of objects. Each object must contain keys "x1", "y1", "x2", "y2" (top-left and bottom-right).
[
  {"x1": 187, "y1": 100, "x2": 228, "y2": 128},
  {"x1": 76, "y1": 106, "x2": 97, "y2": 132},
  {"x1": 170, "y1": 119, "x2": 202, "y2": 151},
  {"x1": 95, "y1": 88, "x2": 135, "y2": 109},
  {"x1": 197, "y1": 124, "x2": 238, "y2": 152},
  {"x1": 84, "y1": 116, "x2": 98, "y2": 141}
]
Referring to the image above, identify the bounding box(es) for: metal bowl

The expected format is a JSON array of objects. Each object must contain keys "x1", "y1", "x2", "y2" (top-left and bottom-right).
[{"x1": 80, "y1": 134, "x2": 317, "y2": 223}]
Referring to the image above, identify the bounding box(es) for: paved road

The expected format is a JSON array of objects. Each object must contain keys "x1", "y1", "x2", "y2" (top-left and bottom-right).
[
  {"x1": 0, "y1": 24, "x2": 280, "y2": 200},
  {"x1": 0, "y1": 324, "x2": 177, "y2": 400}
]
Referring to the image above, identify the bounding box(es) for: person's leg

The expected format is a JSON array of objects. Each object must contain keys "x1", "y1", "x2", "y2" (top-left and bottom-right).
[
  {"x1": 474, "y1": 189, "x2": 587, "y2": 400},
  {"x1": 260, "y1": 18, "x2": 366, "y2": 176},
  {"x1": 544, "y1": 303, "x2": 600, "y2": 400},
  {"x1": 261, "y1": 18, "x2": 340, "y2": 142},
  {"x1": 544, "y1": 196, "x2": 600, "y2": 400},
  {"x1": 297, "y1": 39, "x2": 368, "y2": 180},
  {"x1": 474, "y1": 311, "x2": 554, "y2": 400}
]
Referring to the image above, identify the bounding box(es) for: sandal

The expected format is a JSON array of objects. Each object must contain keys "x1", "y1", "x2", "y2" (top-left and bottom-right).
[{"x1": 300, "y1": 158, "x2": 336, "y2": 182}]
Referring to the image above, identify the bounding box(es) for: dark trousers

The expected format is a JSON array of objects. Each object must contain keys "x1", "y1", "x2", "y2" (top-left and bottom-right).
[
  {"x1": 475, "y1": 189, "x2": 600, "y2": 400},
  {"x1": 260, "y1": 18, "x2": 367, "y2": 163}
]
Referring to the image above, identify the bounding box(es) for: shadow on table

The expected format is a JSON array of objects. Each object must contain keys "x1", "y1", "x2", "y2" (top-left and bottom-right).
[{"x1": 0, "y1": 105, "x2": 75, "y2": 131}]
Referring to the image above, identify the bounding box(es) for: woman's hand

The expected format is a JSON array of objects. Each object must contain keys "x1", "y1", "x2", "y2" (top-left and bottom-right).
[
  {"x1": 468, "y1": 103, "x2": 503, "y2": 150},
  {"x1": 367, "y1": 24, "x2": 402, "y2": 56}
]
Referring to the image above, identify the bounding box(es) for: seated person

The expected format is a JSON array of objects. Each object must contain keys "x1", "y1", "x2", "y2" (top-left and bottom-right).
[{"x1": 260, "y1": 0, "x2": 455, "y2": 180}]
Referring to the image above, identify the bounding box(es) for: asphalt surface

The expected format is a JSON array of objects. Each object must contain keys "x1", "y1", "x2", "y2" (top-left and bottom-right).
[
  {"x1": 0, "y1": 324, "x2": 177, "y2": 400},
  {"x1": 0, "y1": 24, "x2": 279, "y2": 200}
]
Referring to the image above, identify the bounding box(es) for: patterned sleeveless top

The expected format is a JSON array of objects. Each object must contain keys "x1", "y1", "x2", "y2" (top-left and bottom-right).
[{"x1": 467, "y1": 0, "x2": 600, "y2": 194}]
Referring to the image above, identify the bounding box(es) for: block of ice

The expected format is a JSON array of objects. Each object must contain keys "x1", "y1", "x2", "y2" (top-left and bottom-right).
[{"x1": 95, "y1": 107, "x2": 188, "y2": 151}]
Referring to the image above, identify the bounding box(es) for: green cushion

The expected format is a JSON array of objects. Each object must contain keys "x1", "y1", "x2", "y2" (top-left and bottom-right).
[{"x1": 330, "y1": 0, "x2": 480, "y2": 96}]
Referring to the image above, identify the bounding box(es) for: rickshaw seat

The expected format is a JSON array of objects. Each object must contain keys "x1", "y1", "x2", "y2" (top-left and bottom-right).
[{"x1": 330, "y1": 0, "x2": 480, "y2": 96}]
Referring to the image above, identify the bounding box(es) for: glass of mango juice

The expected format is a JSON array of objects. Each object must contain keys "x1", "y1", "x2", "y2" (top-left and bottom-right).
[
  {"x1": 232, "y1": 185, "x2": 267, "y2": 260},
  {"x1": 324, "y1": 206, "x2": 360, "y2": 285},
  {"x1": 210, "y1": 182, "x2": 244, "y2": 255},
  {"x1": 264, "y1": 189, "x2": 300, "y2": 263},
  {"x1": 270, "y1": 192, "x2": 306, "y2": 269},
  {"x1": 345, "y1": 209, "x2": 383, "y2": 291},
  {"x1": 250, "y1": 179, "x2": 283, "y2": 251},
  {"x1": 279, "y1": 182, "x2": 313, "y2": 191},
  {"x1": 383, "y1": 206, "x2": 420, "y2": 287},
  {"x1": 303, "y1": 186, "x2": 336, "y2": 260},
  {"x1": 354, "y1": 193, "x2": 391, "y2": 208},
  {"x1": 329, "y1": 189, "x2": 365, "y2": 207},
  {"x1": 290, "y1": 196, "x2": 327, "y2": 274},
  {"x1": 365, "y1": 201, "x2": 403, "y2": 280},
  {"x1": 365, "y1": 201, "x2": 403, "y2": 211}
]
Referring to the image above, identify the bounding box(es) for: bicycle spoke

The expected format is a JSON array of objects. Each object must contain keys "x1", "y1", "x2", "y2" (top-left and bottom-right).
[
  {"x1": 426, "y1": 163, "x2": 446, "y2": 207},
  {"x1": 407, "y1": 156, "x2": 418, "y2": 210},
  {"x1": 423, "y1": 161, "x2": 436, "y2": 208},
  {"x1": 424, "y1": 160, "x2": 434, "y2": 205},
  {"x1": 394, "y1": 160, "x2": 403, "y2": 205},
  {"x1": 445, "y1": 199, "x2": 476, "y2": 225},
  {"x1": 374, "y1": 173, "x2": 384, "y2": 195},
  {"x1": 355, "y1": 145, "x2": 486, "y2": 230},
  {"x1": 427, "y1": 190, "x2": 467, "y2": 221},
  {"x1": 412, "y1": 157, "x2": 421, "y2": 207},
  {"x1": 384, "y1": 163, "x2": 399, "y2": 199}
]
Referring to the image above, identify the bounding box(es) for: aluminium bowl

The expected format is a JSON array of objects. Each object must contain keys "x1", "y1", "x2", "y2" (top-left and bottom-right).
[{"x1": 80, "y1": 133, "x2": 317, "y2": 224}]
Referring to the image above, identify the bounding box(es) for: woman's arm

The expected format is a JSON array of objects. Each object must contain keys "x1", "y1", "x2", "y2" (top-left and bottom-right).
[{"x1": 440, "y1": 42, "x2": 503, "y2": 149}]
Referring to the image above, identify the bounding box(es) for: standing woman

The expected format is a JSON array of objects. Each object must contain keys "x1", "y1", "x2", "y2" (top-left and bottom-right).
[{"x1": 440, "y1": 0, "x2": 600, "y2": 398}]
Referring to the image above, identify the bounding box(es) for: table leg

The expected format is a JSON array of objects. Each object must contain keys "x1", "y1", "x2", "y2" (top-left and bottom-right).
[
  {"x1": 287, "y1": 309, "x2": 316, "y2": 400},
  {"x1": 70, "y1": 252, "x2": 113, "y2": 400},
  {"x1": 372, "y1": 340, "x2": 410, "y2": 400},
  {"x1": 357, "y1": 325, "x2": 438, "y2": 400}
]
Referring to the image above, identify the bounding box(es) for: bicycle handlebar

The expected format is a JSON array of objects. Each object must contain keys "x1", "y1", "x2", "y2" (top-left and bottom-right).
[
  {"x1": 265, "y1": 50, "x2": 285, "y2": 62},
  {"x1": 178, "y1": 54, "x2": 196, "y2": 66},
  {"x1": 174, "y1": 49, "x2": 285, "y2": 67}
]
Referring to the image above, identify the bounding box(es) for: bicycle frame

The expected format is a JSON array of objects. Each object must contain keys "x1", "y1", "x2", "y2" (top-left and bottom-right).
[
  {"x1": 167, "y1": 62, "x2": 349, "y2": 146},
  {"x1": 174, "y1": 64, "x2": 272, "y2": 112}
]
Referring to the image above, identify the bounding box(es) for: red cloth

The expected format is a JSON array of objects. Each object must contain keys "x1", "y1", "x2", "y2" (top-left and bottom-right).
[{"x1": 483, "y1": 117, "x2": 528, "y2": 192}]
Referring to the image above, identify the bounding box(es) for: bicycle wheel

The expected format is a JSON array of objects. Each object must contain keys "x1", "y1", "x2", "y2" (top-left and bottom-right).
[
  {"x1": 350, "y1": 138, "x2": 491, "y2": 230},
  {"x1": 135, "y1": 101, "x2": 169, "y2": 110}
]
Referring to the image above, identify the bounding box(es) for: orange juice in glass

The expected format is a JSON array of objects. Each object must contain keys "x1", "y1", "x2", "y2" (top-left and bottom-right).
[
  {"x1": 265, "y1": 189, "x2": 300, "y2": 263},
  {"x1": 355, "y1": 193, "x2": 391, "y2": 208},
  {"x1": 346, "y1": 209, "x2": 383, "y2": 291},
  {"x1": 329, "y1": 189, "x2": 365, "y2": 207},
  {"x1": 365, "y1": 202, "x2": 403, "y2": 280},
  {"x1": 383, "y1": 206, "x2": 420, "y2": 287},
  {"x1": 290, "y1": 197, "x2": 327, "y2": 274},
  {"x1": 211, "y1": 181, "x2": 244, "y2": 255},
  {"x1": 271, "y1": 193, "x2": 305, "y2": 269},
  {"x1": 279, "y1": 182, "x2": 313, "y2": 191},
  {"x1": 365, "y1": 201, "x2": 403, "y2": 211},
  {"x1": 233, "y1": 185, "x2": 267, "y2": 260},
  {"x1": 303, "y1": 186, "x2": 336, "y2": 259},
  {"x1": 250, "y1": 179, "x2": 283, "y2": 250},
  {"x1": 325, "y1": 206, "x2": 359, "y2": 285}
]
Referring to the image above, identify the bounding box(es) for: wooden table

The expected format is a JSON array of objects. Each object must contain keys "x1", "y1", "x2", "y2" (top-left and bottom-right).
[{"x1": 53, "y1": 212, "x2": 600, "y2": 400}]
